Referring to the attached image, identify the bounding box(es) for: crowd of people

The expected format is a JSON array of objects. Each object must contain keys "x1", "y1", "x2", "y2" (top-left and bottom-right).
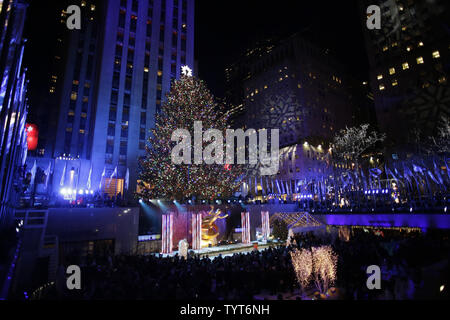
[{"x1": 36, "y1": 227, "x2": 450, "y2": 300}]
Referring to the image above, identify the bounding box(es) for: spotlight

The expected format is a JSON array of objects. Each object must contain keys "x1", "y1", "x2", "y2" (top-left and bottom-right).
[
  {"x1": 440, "y1": 285, "x2": 445, "y2": 292},
  {"x1": 445, "y1": 207, "x2": 447, "y2": 213},
  {"x1": 139, "y1": 199, "x2": 143, "y2": 203},
  {"x1": 188, "y1": 200, "x2": 192, "y2": 204},
  {"x1": 78, "y1": 190, "x2": 84, "y2": 195},
  {"x1": 90, "y1": 190, "x2": 94, "y2": 194},
  {"x1": 410, "y1": 207, "x2": 413, "y2": 213}
]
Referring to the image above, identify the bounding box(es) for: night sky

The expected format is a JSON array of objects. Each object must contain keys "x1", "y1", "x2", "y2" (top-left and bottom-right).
[
  {"x1": 23, "y1": 0, "x2": 369, "y2": 107},
  {"x1": 195, "y1": 0, "x2": 369, "y2": 97}
]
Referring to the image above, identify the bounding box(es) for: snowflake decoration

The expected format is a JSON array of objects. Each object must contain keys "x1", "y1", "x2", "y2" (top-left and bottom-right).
[{"x1": 181, "y1": 65, "x2": 192, "y2": 77}]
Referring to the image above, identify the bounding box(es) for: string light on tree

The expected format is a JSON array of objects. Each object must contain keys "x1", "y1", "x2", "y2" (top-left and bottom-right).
[{"x1": 137, "y1": 70, "x2": 244, "y2": 201}]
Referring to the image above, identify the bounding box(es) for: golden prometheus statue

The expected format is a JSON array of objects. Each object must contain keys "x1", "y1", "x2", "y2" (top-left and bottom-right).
[{"x1": 201, "y1": 207, "x2": 228, "y2": 247}]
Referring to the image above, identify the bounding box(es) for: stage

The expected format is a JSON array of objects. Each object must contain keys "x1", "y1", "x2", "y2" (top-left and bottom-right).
[{"x1": 157, "y1": 241, "x2": 276, "y2": 259}]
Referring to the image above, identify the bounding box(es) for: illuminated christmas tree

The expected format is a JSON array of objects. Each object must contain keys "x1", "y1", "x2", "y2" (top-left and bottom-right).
[{"x1": 137, "y1": 67, "x2": 244, "y2": 201}]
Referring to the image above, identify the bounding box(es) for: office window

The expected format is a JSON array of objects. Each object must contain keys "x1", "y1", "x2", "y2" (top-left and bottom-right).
[
  {"x1": 120, "y1": 141, "x2": 128, "y2": 155},
  {"x1": 121, "y1": 125, "x2": 129, "y2": 139},
  {"x1": 389, "y1": 67, "x2": 395, "y2": 75},
  {"x1": 130, "y1": 16, "x2": 137, "y2": 32},
  {"x1": 109, "y1": 106, "x2": 117, "y2": 121},
  {"x1": 416, "y1": 57, "x2": 424, "y2": 64},
  {"x1": 106, "y1": 140, "x2": 114, "y2": 154},
  {"x1": 132, "y1": 0, "x2": 138, "y2": 12},
  {"x1": 122, "y1": 107, "x2": 130, "y2": 121},
  {"x1": 432, "y1": 51, "x2": 440, "y2": 59},
  {"x1": 402, "y1": 62, "x2": 409, "y2": 70},
  {"x1": 377, "y1": 74, "x2": 383, "y2": 80},
  {"x1": 140, "y1": 128, "x2": 146, "y2": 140},
  {"x1": 119, "y1": 12, "x2": 126, "y2": 28},
  {"x1": 392, "y1": 80, "x2": 398, "y2": 86},
  {"x1": 379, "y1": 84, "x2": 385, "y2": 91},
  {"x1": 125, "y1": 76, "x2": 132, "y2": 91},
  {"x1": 108, "y1": 124, "x2": 115, "y2": 136}
]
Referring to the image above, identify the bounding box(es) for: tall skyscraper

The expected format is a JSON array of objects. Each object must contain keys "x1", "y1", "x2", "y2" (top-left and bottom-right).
[
  {"x1": 0, "y1": 0, "x2": 29, "y2": 225},
  {"x1": 27, "y1": 0, "x2": 195, "y2": 201},
  {"x1": 225, "y1": 33, "x2": 370, "y2": 197},
  {"x1": 361, "y1": 0, "x2": 450, "y2": 150}
]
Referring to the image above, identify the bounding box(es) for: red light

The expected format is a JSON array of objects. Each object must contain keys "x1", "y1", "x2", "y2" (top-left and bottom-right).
[{"x1": 26, "y1": 124, "x2": 38, "y2": 150}]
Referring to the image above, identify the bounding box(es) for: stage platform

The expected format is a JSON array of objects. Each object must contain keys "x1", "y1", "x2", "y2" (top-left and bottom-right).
[{"x1": 158, "y1": 241, "x2": 276, "y2": 259}]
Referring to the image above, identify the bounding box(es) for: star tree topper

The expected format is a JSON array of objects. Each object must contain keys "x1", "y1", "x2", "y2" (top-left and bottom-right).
[{"x1": 181, "y1": 65, "x2": 193, "y2": 77}]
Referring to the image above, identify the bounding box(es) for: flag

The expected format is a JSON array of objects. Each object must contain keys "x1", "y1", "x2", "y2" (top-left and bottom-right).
[
  {"x1": 433, "y1": 160, "x2": 444, "y2": 185},
  {"x1": 369, "y1": 168, "x2": 382, "y2": 177},
  {"x1": 255, "y1": 176, "x2": 258, "y2": 195},
  {"x1": 99, "y1": 166, "x2": 106, "y2": 190},
  {"x1": 60, "y1": 162, "x2": 67, "y2": 187},
  {"x1": 260, "y1": 176, "x2": 265, "y2": 196},
  {"x1": 412, "y1": 163, "x2": 424, "y2": 175},
  {"x1": 445, "y1": 158, "x2": 450, "y2": 180},
  {"x1": 427, "y1": 170, "x2": 439, "y2": 185},
  {"x1": 125, "y1": 168, "x2": 130, "y2": 190},
  {"x1": 86, "y1": 165, "x2": 92, "y2": 190},
  {"x1": 44, "y1": 161, "x2": 52, "y2": 188},
  {"x1": 30, "y1": 160, "x2": 37, "y2": 184},
  {"x1": 276, "y1": 179, "x2": 281, "y2": 194},
  {"x1": 360, "y1": 168, "x2": 367, "y2": 189}
]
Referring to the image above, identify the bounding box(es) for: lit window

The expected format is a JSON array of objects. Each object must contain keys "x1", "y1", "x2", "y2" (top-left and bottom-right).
[
  {"x1": 392, "y1": 80, "x2": 398, "y2": 86},
  {"x1": 416, "y1": 57, "x2": 424, "y2": 64},
  {"x1": 406, "y1": 46, "x2": 412, "y2": 52},
  {"x1": 144, "y1": 67, "x2": 149, "y2": 72},
  {"x1": 432, "y1": 51, "x2": 440, "y2": 59},
  {"x1": 91, "y1": 4, "x2": 96, "y2": 11},
  {"x1": 379, "y1": 84, "x2": 385, "y2": 91},
  {"x1": 81, "y1": 1, "x2": 86, "y2": 7},
  {"x1": 157, "y1": 70, "x2": 162, "y2": 76},
  {"x1": 71, "y1": 92, "x2": 78, "y2": 100},
  {"x1": 377, "y1": 74, "x2": 383, "y2": 80},
  {"x1": 438, "y1": 76, "x2": 447, "y2": 84},
  {"x1": 402, "y1": 62, "x2": 409, "y2": 70},
  {"x1": 79, "y1": 129, "x2": 85, "y2": 134},
  {"x1": 264, "y1": 85, "x2": 268, "y2": 89},
  {"x1": 389, "y1": 68, "x2": 396, "y2": 75},
  {"x1": 72, "y1": 80, "x2": 79, "y2": 85},
  {"x1": 382, "y1": 46, "x2": 388, "y2": 52},
  {"x1": 418, "y1": 42, "x2": 424, "y2": 47}
]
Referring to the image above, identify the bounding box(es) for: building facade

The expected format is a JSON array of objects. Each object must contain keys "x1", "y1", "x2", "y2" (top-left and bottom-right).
[
  {"x1": 26, "y1": 0, "x2": 195, "y2": 202},
  {"x1": 0, "y1": 0, "x2": 29, "y2": 226},
  {"x1": 226, "y1": 34, "x2": 365, "y2": 198},
  {"x1": 361, "y1": 0, "x2": 450, "y2": 149}
]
